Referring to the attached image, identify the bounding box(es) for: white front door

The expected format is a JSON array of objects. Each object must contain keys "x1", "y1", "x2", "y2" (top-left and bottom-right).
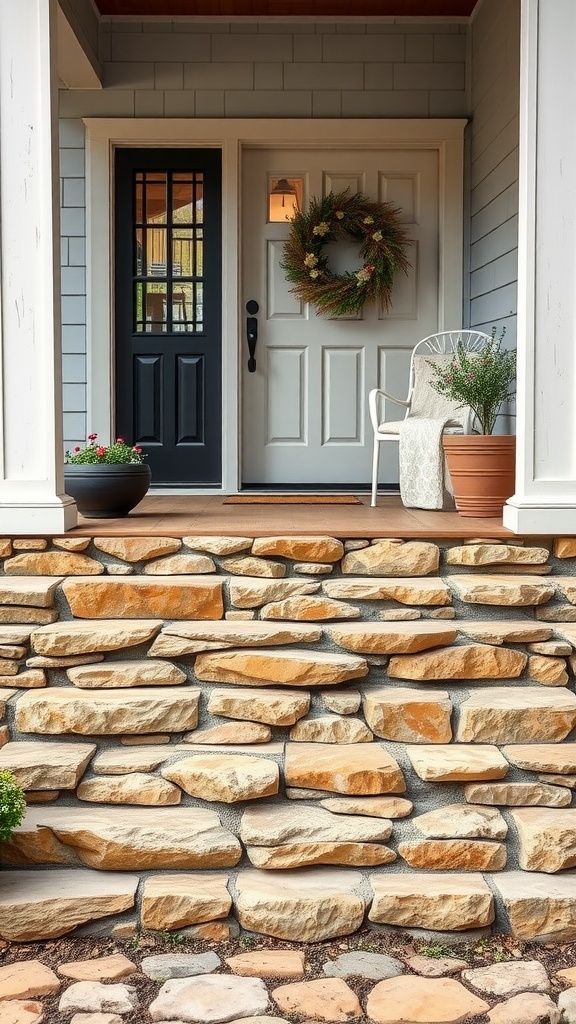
[{"x1": 241, "y1": 146, "x2": 440, "y2": 487}]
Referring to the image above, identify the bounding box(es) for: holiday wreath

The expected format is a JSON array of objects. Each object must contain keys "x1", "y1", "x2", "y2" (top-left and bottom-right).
[{"x1": 281, "y1": 188, "x2": 411, "y2": 317}]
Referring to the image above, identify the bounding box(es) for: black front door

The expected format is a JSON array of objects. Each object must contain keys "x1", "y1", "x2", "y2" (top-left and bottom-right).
[{"x1": 115, "y1": 148, "x2": 222, "y2": 486}]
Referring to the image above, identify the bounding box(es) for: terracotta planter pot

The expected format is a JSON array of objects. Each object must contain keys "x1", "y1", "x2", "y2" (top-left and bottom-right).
[
  {"x1": 64, "y1": 463, "x2": 151, "y2": 518},
  {"x1": 442, "y1": 434, "x2": 516, "y2": 518}
]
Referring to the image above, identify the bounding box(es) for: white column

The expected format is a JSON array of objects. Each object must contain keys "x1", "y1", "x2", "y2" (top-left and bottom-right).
[
  {"x1": 504, "y1": 0, "x2": 576, "y2": 534},
  {"x1": 0, "y1": 0, "x2": 77, "y2": 533}
]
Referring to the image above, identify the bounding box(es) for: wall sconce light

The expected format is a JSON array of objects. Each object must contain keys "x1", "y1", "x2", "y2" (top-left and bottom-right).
[{"x1": 268, "y1": 177, "x2": 303, "y2": 222}]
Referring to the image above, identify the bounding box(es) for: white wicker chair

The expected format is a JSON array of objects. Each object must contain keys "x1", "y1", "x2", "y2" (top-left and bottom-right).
[{"x1": 369, "y1": 330, "x2": 492, "y2": 507}]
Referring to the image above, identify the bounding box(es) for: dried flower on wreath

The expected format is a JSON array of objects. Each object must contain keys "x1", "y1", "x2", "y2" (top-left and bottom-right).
[{"x1": 281, "y1": 189, "x2": 411, "y2": 317}]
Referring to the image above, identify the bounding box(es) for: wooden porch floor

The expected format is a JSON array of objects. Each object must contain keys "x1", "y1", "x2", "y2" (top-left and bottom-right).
[{"x1": 68, "y1": 493, "x2": 514, "y2": 539}]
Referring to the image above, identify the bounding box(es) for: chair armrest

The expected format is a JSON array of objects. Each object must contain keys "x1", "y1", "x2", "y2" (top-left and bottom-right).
[{"x1": 368, "y1": 388, "x2": 410, "y2": 432}]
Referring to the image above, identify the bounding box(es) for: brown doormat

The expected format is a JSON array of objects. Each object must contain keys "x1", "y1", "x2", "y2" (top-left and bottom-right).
[{"x1": 223, "y1": 494, "x2": 362, "y2": 505}]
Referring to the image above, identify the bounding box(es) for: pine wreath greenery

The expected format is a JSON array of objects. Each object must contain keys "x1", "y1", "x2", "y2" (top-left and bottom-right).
[{"x1": 281, "y1": 188, "x2": 411, "y2": 317}]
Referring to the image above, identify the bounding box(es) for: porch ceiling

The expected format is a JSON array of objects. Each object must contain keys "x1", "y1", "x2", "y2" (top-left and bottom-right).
[{"x1": 94, "y1": 1, "x2": 478, "y2": 17}]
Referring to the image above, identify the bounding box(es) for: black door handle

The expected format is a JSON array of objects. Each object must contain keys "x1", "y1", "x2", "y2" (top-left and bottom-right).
[{"x1": 246, "y1": 300, "x2": 259, "y2": 372}]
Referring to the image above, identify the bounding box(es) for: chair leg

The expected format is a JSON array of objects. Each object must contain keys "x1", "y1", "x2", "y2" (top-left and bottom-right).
[{"x1": 371, "y1": 437, "x2": 380, "y2": 507}]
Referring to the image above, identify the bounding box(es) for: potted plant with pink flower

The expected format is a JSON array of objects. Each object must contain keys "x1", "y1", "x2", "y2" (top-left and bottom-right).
[{"x1": 64, "y1": 434, "x2": 151, "y2": 518}]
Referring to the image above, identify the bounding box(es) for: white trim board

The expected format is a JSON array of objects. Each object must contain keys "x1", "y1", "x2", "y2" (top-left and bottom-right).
[{"x1": 83, "y1": 117, "x2": 466, "y2": 492}]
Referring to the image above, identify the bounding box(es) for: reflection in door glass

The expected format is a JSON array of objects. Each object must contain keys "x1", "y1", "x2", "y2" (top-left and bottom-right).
[{"x1": 133, "y1": 170, "x2": 205, "y2": 333}]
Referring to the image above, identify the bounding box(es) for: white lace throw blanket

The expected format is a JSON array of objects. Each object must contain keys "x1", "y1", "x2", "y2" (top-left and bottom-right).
[{"x1": 399, "y1": 416, "x2": 455, "y2": 510}]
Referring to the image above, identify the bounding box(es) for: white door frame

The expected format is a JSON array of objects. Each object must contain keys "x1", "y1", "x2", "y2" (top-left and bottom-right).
[{"x1": 83, "y1": 117, "x2": 466, "y2": 493}]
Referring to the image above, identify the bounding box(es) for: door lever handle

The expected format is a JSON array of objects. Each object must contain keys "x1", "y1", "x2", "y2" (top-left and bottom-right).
[{"x1": 246, "y1": 300, "x2": 259, "y2": 373}]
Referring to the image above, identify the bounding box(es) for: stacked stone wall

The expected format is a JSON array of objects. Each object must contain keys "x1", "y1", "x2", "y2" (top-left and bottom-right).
[{"x1": 1, "y1": 534, "x2": 576, "y2": 942}]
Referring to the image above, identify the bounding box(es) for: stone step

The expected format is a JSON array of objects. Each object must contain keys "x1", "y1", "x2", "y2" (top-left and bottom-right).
[
  {"x1": 322, "y1": 577, "x2": 451, "y2": 605},
  {"x1": 510, "y1": 808, "x2": 576, "y2": 871},
  {"x1": 148, "y1": 620, "x2": 322, "y2": 657},
  {"x1": 61, "y1": 576, "x2": 224, "y2": 620},
  {"x1": 194, "y1": 648, "x2": 368, "y2": 687},
  {"x1": 3, "y1": 806, "x2": 241, "y2": 870},
  {"x1": 325, "y1": 621, "x2": 457, "y2": 654},
  {"x1": 15, "y1": 687, "x2": 201, "y2": 736},
  {"x1": 0, "y1": 868, "x2": 139, "y2": 942},
  {"x1": 456, "y1": 687, "x2": 576, "y2": 743},
  {"x1": 368, "y1": 873, "x2": 494, "y2": 931},
  {"x1": 234, "y1": 868, "x2": 366, "y2": 941}
]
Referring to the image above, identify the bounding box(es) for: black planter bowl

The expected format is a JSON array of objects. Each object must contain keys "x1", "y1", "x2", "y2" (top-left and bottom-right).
[{"x1": 64, "y1": 463, "x2": 151, "y2": 518}]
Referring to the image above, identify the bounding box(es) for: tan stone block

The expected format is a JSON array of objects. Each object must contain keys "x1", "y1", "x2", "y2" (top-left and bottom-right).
[
  {"x1": 555, "y1": 538, "x2": 576, "y2": 558},
  {"x1": 229, "y1": 578, "x2": 320, "y2": 608},
  {"x1": 240, "y1": 803, "x2": 393, "y2": 846},
  {"x1": 106, "y1": 564, "x2": 133, "y2": 575},
  {"x1": 511, "y1": 808, "x2": 576, "y2": 871},
  {"x1": 556, "y1": 966, "x2": 576, "y2": 984},
  {"x1": 465, "y1": 781, "x2": 572, "y2": 808},
  {"x1": 0, "y1": 961, "x2": 60, "y2": 999},
  {"x1": 389, "y1": 643, "x2": 527, "y2": 681},
  {"x1": 162, "y1": 754, "x2": 279, "y2": 802},
  {"x1": 538, "y1": 604, "x2": 576, "y2": 621},
  {"x1": 398, "y1": 839, "x2": 506, "y2": 870},
  {"x1": 92, "y1": 748, "x2": 182, "y2": 775},
  {"x1": 450, "y1": 575, "x2": 555, "y2": 605},
  {"x1": 179, "y1": 920, "x2": 238, "y2": 941},
  {"x1": 0, "y1": 662, "x2": 18, "y2": 676},
  {"x1": 221, "y1": 557, "x2": 285, "y2": 578},
  {"x1": 52, "y1": 538, "x2": 91, "y2": 551},
  {"x1": 261, "y1": 597, "x2": 360, "y2": 621},
  {"x1": 0, "y1": 577, "x2": 62, "y2": 608},
  {"x1": 13, "y1": 540, "x2": 49, "y2": 551},
  {"x1": 368, "y1": 873, "x2": 494, "y2": 931},
  {"x1": 0, "y1": 688, "x2": 16, "y2": 715},
  {"x1": 456, "y1": 687, "x2": 576, "y2": 743},
  {"x1": 272, "y1": 978, "x2": 361, "y2": 1021},
  {"x1": 25, "y1": 791, "x2": 59, "y2": 803},
  {"x1": 363, "y1": 687, "x2": 452, "y2": 744},
  {"x1": 5, "y1": 553, "x2": 103, "y2": 576},
  {"x1": 413, "y1": 803, "x2": 507, "y2": 840},
  {"x1": 225, "y1": 611, "x2": 256, "y2": 621},
  {"x1": 379, "y1": 609, "x2": 422, "y2": 620},
  {"x1": 538, "y1": 773, "x2": 576, "y2": 788},
  {"x1": 320, "y1": 690, "x2": 361, "y2": 715},
  {"x1": 183, "y1": 535, "x2": 253, "y2": 555},
  {"x1": 0, "y1": 607, "x2": 57, "y2": 625},
  {"x1": 252, "y1": 537, "x2": 344, "y2": 563},
  {"x1": 458, "y1": 621, "x2": 553, "y2": 645},
  {"x1": 15, "y1": 688, "x2": 200, "y2": 736},
  {"x1": 234, "y1": 869, "x2": 365, "y2": 941},
  {"x1": 530, "y1": 640, "x2": 573, "y2": 655},
  {"x1": 227, "y1": 951, "x2": 305, "y2": 979},
  {"x1": 67, "y1": 660, "x2": 186, "y2": 688},
  {"x1": 365, "y1": 977, "x2": 489, "y2": 1024},
  {"x1": 289, "y1": 715, "x2": 373, "y2": 743},
  {"x1": 196, "y1": 649, "x2": 368, "y2": 688},
  {"x1": 31, "y1": 620, "x2": 162, "y2": 656},
  {"x1": 248, "y1": 842, "x2": 395, "y2": 869},
  {"x1": 141, "y1": 873, "x2": 231, "y2": 930},
  {"x1": 0, "y1": 815, "x2": 75, "y2": 867},
  {"x1": 327, "y1": 621, "x2": 457, "y2": 655},
  {"x1": 0, "y1": 726, "x2": 9, "y2": 746},
  {"x1": 285, "y1": 742, "x2": 405, "y2": 794},
  {"x1": 61, "y1": 576, "x2": 224, "y2": 620},
  {"x1": 494, "y1": 871, "x2": 576, "y2": 940},
  {"x1": 0, "y1": 646, "x2": 27, "y2": 660},
  {"x1": 319, "y1": 796, "x2": 413, "y2": 818},
  {"x1": 503, "y1": 744, "x2": 576, "y2": 774},
  {"x1": 13, "y1": 671, "x2": 46, "y2": 689},
  {"x1": 341, "y1": 541, "x2": 439, "y2": 577},
  {"x1": 407, "y1": 744, "x2": 508, "y2": 782},
  {"x1": 77, "y1": 772, "x2": 181, "y2": 806},
  {"x1": 57, "y1": 954, "x2": 137, "y2": 981},
  {"x1": 0, "y1": 740, "x2": 94, "y2": 790},
  {"x1": 0, "y1": 999, "x2": 44, "y2": 1023},
  {"x1": 528, "y1": 654, "x2": 569, "y2": 685},
  {"x1": 293, "y1": 563, "x2": 333, "y2": 575},
  {"x1": 144, "y1": 554, "x2": 216, "y2": 575},
  {"x1": 149, "y1": 620, "x2": 321, "y2": 657},
  {"x1": 93, "y1": 537, "x2": 181, "y2": 561},
  {"x1": 18, "y1": 806, "x2": 241, "y2": 870},
  {"x1": 0, "y1": 869, "x2": 138, "y2": 941},
  {"x1": 428, "y1": 607, "x2": 456, "y2": 619},
  {"x1": 0, "y1": 540, "x2": 11, "y2": 557},
  {"x1": 446, "y1": 543, "x2": 549, "y2": 566},
  {"x1": 325, "y1": 577, "x2": 451, "y2": 605},
  {"x1": 184, "y1": 723, "x2": 272, "y2": 744},
  {"x1": 406, "y1": 957, "x2": 470, "y2": 978},
  {"x1": 0, "y1": 628, "x2": 32, "y2": 645},
  {"x1": 207, "y1": 687, "x2": 310, "y2": 726},
  {"x1": 557, "y1": 579, "x2": 576, "y2": 604}
]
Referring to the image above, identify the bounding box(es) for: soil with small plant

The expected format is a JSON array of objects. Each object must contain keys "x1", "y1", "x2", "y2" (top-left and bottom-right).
[{"x1": 3, "y1": 927, "x2": 576, "y2": 1023}]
